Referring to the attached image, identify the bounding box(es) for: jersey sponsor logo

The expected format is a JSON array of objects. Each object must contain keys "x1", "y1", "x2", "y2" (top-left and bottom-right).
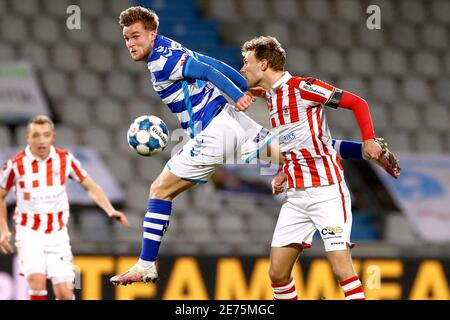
[
  {"x1": 29, "y1": 193, "x2": 63, "y2": 202},
  {"x1": 302, "y1": 83, "x2": 327, "y2": 97},
  {"x1": 280, "y1": 132, "x2": 296, "y2": 143}
]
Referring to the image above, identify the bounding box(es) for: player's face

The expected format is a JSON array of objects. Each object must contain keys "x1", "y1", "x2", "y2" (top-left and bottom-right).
[
  {"x1": 240, "y1": 51, "x2": 264, "y2": 88},
  {"x1": 27, "y1": 123, "x2": 55, "y2": 160},
  {"x1": 123, "y1": 21, "x2": 156, "y2": 61}
]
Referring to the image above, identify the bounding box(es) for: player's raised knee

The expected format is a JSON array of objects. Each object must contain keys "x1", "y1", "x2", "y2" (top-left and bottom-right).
[{"x1": 268, "y1": 268, "x2": 291, "y2": 285}]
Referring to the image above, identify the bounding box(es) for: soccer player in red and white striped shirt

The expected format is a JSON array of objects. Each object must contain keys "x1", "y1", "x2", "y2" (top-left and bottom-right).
[
  {"x1": 0, "y1": 115, "x2": 129, "y2": 300},
  {"x1": 241, "y1": 36, "x2": 378, "y2": 300}
]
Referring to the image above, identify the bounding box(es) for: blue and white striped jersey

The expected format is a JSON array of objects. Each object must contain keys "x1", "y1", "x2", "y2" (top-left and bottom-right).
[{"x1": 147, "y1": 35, "x2": 228, "y2": 138}]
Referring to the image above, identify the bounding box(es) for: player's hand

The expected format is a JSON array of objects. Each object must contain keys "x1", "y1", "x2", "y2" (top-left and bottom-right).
[
  {"x1": 246, "y1": 87, "x2": 267, "y2": 98},
  {"x1": 234, "y1": 94, "x2": 255, "y2": 112},
  {"x1": 272, "y1": 171, "x2": 287, "y2": 195},
  {"x1": 0, "y1": 231, "x2": 14, "y2": 254},
  {"x1": 363, "y1": 138, "x2": 382, "y2": 159},
  {"x1": 108, "y1": 210, "x2": 129, "y2": 227}
]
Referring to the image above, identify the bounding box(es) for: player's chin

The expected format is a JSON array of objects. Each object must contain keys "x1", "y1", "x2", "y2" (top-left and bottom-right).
[{"x1": 130, "y1": 53, "x2": 143, "y2": 61}]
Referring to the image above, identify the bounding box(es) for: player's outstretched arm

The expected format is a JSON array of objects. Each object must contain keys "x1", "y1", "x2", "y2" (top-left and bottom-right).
[
  {"x1": 332, "y1": 139, "x2": 401, "y2": 179},
  {"x1": 80, "y1": 177, "x2": 129, "y2": 227},
  {"x1": 0, "y1": 188, "x2": 13, "y2": 254},
  {"x1": 182, "y1": 56, "x2": 254, "y2": 111},
  {"x1": 195, "y1": 53, "x2": 249, "y2": 92}
]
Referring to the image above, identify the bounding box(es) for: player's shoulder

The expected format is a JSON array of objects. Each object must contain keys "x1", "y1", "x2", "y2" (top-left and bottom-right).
[
  {"x1": 54, "y1": 147, "x2": 70, "y2": 156},
  {"x1": 9, "y1": 150, "x2": 26, "y2": 163},
  {"x1": 293, "y1": 76, "x2": 332, "y2": 88}
]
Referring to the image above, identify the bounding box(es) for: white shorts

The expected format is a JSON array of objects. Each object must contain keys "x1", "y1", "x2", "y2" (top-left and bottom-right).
[
  {"x1": 15, "y1": 225, "x2": 75, "y2": 283},
  {"x1": 166, "y1": 104, "x2": 275, "y2": 183},
  {"x1": 271, "y1": 180, "x2": 353, "y2": 252}
]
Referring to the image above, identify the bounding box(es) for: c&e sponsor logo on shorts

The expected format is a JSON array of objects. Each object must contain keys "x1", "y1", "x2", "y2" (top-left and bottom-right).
[{"x1": 321, "y1": 226, "x2": 343, "y2": 236}]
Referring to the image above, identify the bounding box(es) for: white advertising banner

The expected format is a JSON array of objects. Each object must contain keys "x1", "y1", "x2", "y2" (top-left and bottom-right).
[
  {"x1": 0, "y1": 146, "x2": 124, "y2": 205},
  {"x1": 0, "y1": 61, "x2": 49, "y2": 124},
  {"x1": 373, "y1": 154, "x2": 450, "y2": 242}
]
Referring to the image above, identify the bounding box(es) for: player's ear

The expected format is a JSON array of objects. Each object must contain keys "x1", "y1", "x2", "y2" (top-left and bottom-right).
[
  {"x1": 261, "y1": 59, "x2": 269, "y2": 71},
  {"x1": 150, "y1": 30, "x2": 157, "y2": 41}
]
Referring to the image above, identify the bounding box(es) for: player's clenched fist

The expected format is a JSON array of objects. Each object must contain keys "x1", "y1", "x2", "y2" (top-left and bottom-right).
[
  {"x1": 234, "y1": 94, "x2": 255, "y2": 112},
  {"x1": 363, "y1": 138, "x2": 382, "y2": 159},
  {"x1": 272, "y1": 171, "x2": 287, "y2": 195},
  {"x1": 0, "y1": 231, "x2": 13, "y2": 254}
]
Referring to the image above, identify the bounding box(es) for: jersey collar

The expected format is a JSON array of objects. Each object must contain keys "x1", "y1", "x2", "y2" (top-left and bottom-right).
[
  {"x1": 270, "y1": 71, "x2": 292, "y2": 94},
  {"x1": 25, "y1": 145, "x2": 57, "y2": 162},
  {"x1": 147, "y1": 34, "x2": 163, "y2": 64}
]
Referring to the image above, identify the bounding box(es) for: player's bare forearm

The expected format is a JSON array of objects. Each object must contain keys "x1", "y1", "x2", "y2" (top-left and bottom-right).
[
  {"x1": 81, "y1": 177, "x2": 115, "y2": 215},
  {"x1": 81, "y1": 177, "x2": 129, "y2": 226},
  {"x1": 0, "y1": 189, "x2": 13, "y2": 254},
  {"x1": 0, "y1": 189, "x2": 10, "y2": 234}
]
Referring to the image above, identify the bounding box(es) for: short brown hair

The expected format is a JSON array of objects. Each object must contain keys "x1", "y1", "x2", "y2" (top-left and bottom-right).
[
  {"x1": 119, "y1": 6, "x2": 159, "y2": 31},
  {"x1": 27, "y1": 115, "x2": 54, "y2": 132},
  {"x1": 242, "y1": 36, "x2": 286, "y2": 71}
]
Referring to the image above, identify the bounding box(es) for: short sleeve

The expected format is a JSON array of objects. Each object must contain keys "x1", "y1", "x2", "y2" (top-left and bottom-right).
[
  {"x1": 0, "y1": 160, "x2": 15, "y2": 191},
  {"x1": 148, "y1": 50, "x2": 190, "y2": 83},
  {"x1": 298, "y1": 77, "x2": 343, "y2": 108},
  {"x1": 67, "y1": 153, "x2": 88, "y2": 183}
]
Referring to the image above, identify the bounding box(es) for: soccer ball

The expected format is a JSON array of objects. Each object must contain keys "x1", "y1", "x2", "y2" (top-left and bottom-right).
[{"x1": 127, "y1": 115, "x2": 169, "y2": 156}]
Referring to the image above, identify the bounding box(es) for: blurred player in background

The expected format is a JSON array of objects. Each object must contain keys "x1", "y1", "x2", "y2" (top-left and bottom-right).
[
  {"x1": 111, "y1": 6, "x2": 400, "y2": 286},
  {"x1": 240, "y1": 36, "x2": 400, "y2": 300},
  {"x1": 0, "y1": 115, "x2": 129, "y2": 300}
]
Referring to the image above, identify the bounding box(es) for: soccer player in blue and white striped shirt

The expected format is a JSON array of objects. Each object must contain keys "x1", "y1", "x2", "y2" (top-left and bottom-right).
[{"x1": 111, "y1": 6, "x2": 276, "y2": 285}]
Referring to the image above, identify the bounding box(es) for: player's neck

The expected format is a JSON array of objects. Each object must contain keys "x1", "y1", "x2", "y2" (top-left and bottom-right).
[
  {"x1": 261, "y1": 70, "x2": 285, "y2": 91},
  {"x1": 29, "y1": 148, "x2": 51, "y2": 161}
]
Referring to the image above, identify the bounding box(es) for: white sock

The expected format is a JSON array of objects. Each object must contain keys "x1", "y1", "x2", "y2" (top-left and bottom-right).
[{"x1": 137, "y1": 258, "x2": 154, "y2": 268}]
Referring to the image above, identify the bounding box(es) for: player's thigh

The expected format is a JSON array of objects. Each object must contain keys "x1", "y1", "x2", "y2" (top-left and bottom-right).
[
  {"x1": 271, "y1": 194, "x2": 316, "y2": 249},
  {"x1": 164, "y1": 108, "x2": 245, "y2": 185},
  {"x1": 45, "y1": 231, "x2": 75, "y2": 285},
  {"x1": 150, "y1": 168, "x2": 196, "y2": 199},
  {"x1": 269, "y1": 244, "x2": 302, "y2": 283},
  {"x1": 27, "y1": 273, "x2": 47, "y2": 290},
  {"x1": 15, "y1": 226, "x2": 46, "y2": 278},
  {"x1": 308, "y1": 181, "x2": 353, "y2": 252}
]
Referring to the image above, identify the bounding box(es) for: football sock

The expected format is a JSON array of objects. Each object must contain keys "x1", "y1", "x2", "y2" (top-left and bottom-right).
[
  {"x1": 29, "y1": 289, "x2": 47, "y2": 300},
  {"x1": 332, "y1": 139, "x2": 364, "y2": 160},
  {"x1": 139, "y1": 198, "x2": 172, "y2": 263},
  {"x1": 340, "y1": 276, "x2": 365, "y2": 300},
  {"x1": 271, "y1": 278, "x2": 298, "y2": 300}
]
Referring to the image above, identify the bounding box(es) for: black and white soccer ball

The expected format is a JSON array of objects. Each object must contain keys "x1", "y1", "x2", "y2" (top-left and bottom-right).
[{"x1": 127, "y1": 115, "x2": 169, "y2": 156}]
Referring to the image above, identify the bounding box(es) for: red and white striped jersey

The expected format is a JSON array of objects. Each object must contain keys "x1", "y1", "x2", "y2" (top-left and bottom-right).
[
  {"x1": 266, "y1": 72, "x2": 344, "y2": 189},
  {"x1": 0, "y1": 146, "x2": 87, "y2": 233}
]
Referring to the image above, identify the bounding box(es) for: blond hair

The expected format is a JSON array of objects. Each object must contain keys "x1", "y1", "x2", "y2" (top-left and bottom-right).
[
  {"x1": 27, "y1": 115, "x2": 54, "y2": 132},
  {"x1": 118, "y1": 6, "x2": 159, "y2": 31},
  {"x1": 242, "y1": 36, "x2": 286, "y2": 71}
]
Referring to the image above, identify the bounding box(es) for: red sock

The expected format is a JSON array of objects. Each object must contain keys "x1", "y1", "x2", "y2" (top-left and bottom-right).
[
  {"x1": 29, "y1": 289, "x2": 48, "y2": 300},
  {"x1": 271, "y1": 278, "x2": 298, "y2": 300},
  {"x1": 340, "y1": 276, "x2": 365, "y2": 300}
]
